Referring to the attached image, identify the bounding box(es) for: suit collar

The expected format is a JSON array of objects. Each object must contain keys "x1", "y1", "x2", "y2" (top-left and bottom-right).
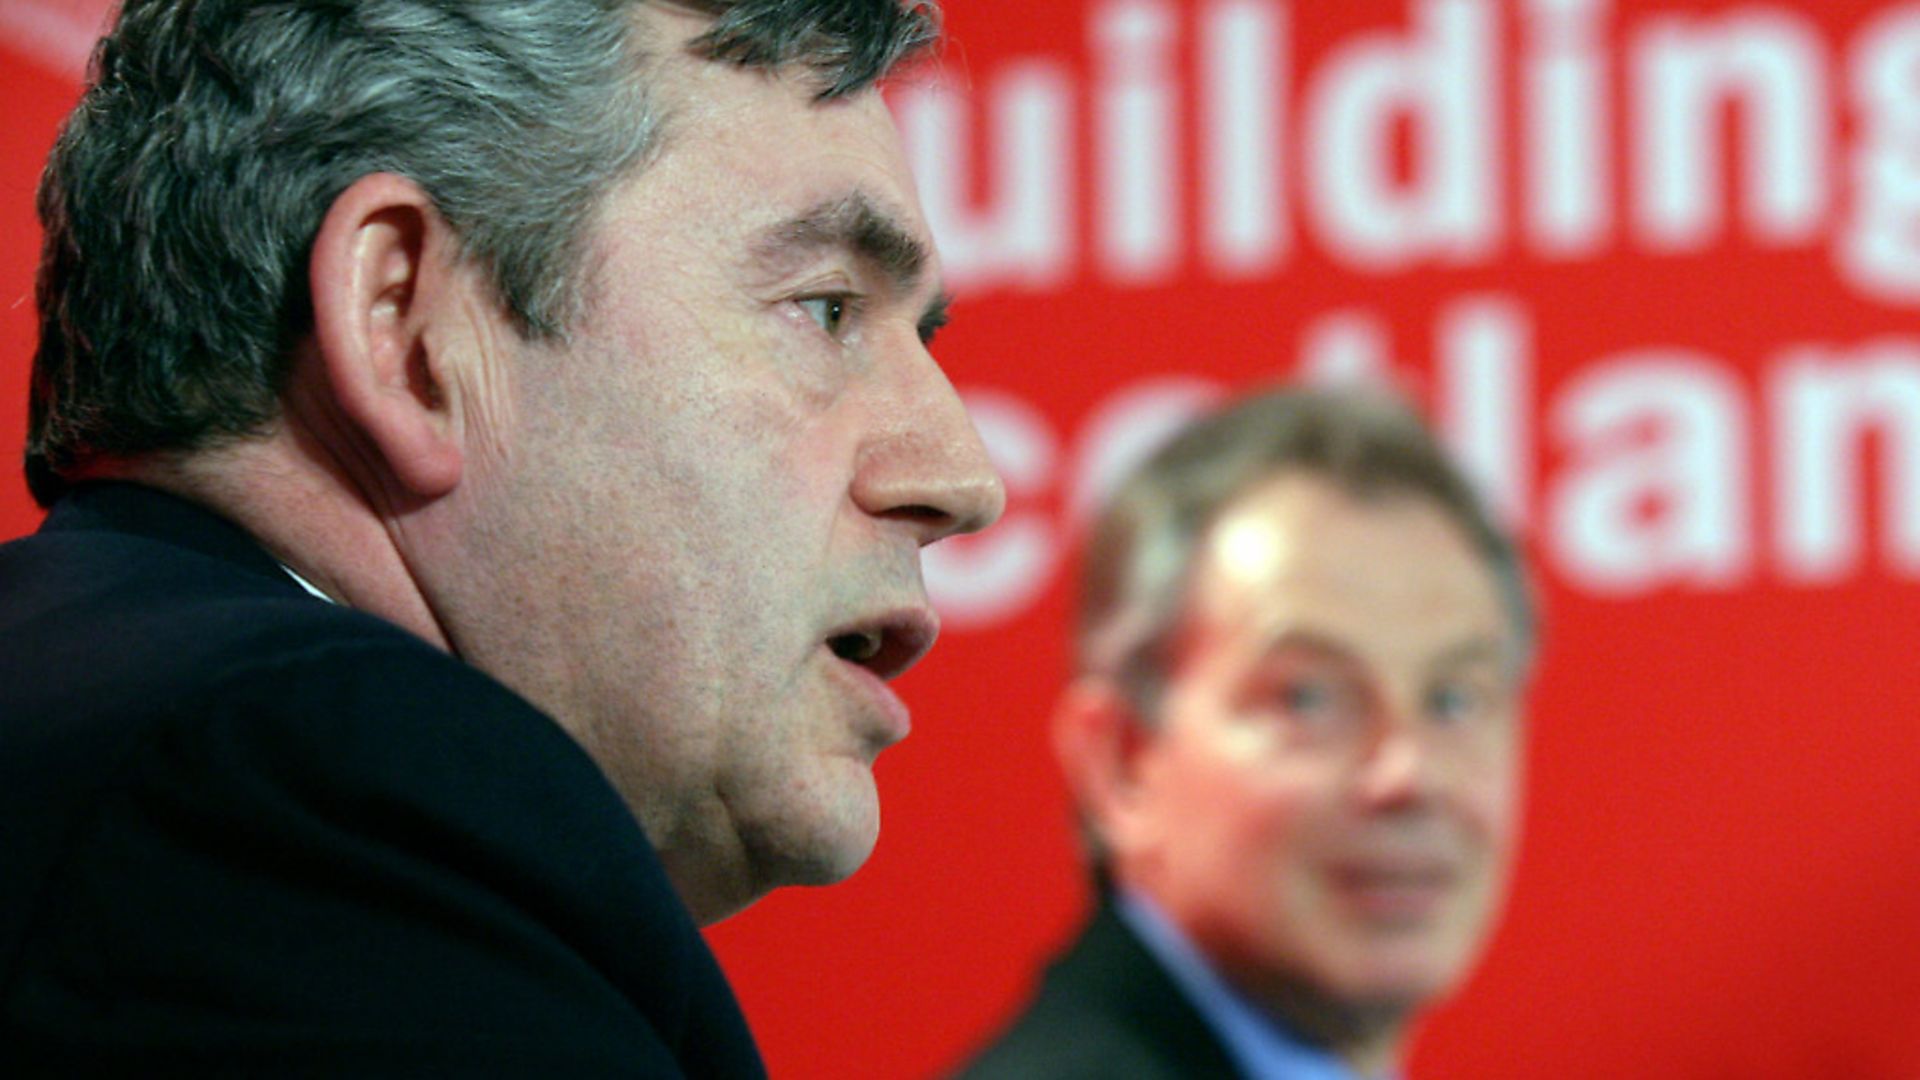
[
  {"x1": 1050, "y1": 895, "x2": 1249, "y2": 1076},
  {"x1": 1116, "y1": 890, "x2": 1376, "y2": 1080},
  {"x1": 40, "y1": 481, "x2": 297, "y2": 590}
]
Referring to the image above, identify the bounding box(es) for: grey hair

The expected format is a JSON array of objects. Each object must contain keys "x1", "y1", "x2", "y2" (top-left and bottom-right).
[
  {"x1": 1078, "y1": 386, "x2": 1537, "y2": 717},
  {"x1": 28, "y1": 0, "x2": 941, "y2": 506}
]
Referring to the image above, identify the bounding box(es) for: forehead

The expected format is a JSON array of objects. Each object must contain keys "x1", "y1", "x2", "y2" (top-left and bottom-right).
[
  {"x1": 1185, "y1": 473, "x2": 1508, "y2": 663},
  {"x1": 608, "y1": 8, "x2": 935, "y2": 260}
]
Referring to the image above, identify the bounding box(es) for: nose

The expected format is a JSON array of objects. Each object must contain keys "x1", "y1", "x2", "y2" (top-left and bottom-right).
[
  {"x1": 851, "y1": 349, "x2": 1006, "y2": 546},
  {"x1": 1353, "y1": 712, "x2": 1443, "y2": 812}
]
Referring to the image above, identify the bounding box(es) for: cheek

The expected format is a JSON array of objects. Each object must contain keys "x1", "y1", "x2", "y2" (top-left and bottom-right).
[
  {"x1": 1164, "y1": 754, "x2": 1325, "y2": 883},
  {"x1": 1459, "y1": 752, "x2": 1527, "y2": 857},
  {"x1": 791, "y1": 405, "x2": 896, "y2": 554},
  {"x1": 770, "y1": 415, "x2": 847, "y2": 509},
  {"x1": 1179, "y1": 780, "x2": 1332, "y2": 960}
]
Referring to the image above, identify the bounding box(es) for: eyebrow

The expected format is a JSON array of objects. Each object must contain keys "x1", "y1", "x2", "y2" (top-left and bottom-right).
[
  {"x1": 1255, "y1": 628, "x2": 1361, "y2": 666},
  {"x1": 1254, "y1": 628, "x2": 1515, "y2": 675},
  {"x1": 1428, "y1": 637, "x2": 1513, "y2": 670},
  {"x1": 751, "y1": 192, "x2": 953, "y2": 342}
]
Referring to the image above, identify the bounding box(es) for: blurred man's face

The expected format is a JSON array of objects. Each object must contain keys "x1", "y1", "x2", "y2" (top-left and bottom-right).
[
  {"x1": 436, "y1": 10, "x2": 1003, "y2": 922},
  {"x1": 1113, "y1": 473, "x2": 1524, "y2": 1014}
]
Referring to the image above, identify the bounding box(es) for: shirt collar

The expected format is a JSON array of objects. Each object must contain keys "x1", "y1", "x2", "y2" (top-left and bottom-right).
[
  {"x1": 280, "y1": 563, "x2": 336, "y2": 604},
  {"x1": 1115, "y1": 889, "x2": 1392, "y2": 1080}
]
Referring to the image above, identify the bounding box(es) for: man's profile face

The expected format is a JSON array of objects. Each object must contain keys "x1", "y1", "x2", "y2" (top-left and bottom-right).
[
  {"x1": 1115, "y1": 472, "x2": 1523, "y2": 1012},
  {"x1": 438, "y1": 10, "x2": 1002, "y2": 921}
]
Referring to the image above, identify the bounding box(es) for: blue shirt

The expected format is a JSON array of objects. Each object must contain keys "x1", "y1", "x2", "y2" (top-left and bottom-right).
[{"x1": 1115, "y1": 890, "x2": 1398, "y2": 1080}]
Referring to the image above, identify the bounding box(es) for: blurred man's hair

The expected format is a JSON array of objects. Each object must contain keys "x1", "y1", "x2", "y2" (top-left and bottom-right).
[
  {"x1": 1077, "y1": 386, "x2": 1535, "y2": 717},
  {"x1": 28, "y1": 0, "x2": 939, "y2": 506}
]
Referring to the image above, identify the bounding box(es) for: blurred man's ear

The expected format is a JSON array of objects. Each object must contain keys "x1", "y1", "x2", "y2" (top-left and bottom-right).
[
  {"x1": 304, "y1": 172, "x2": 476, "y2": 502},
  {"x1": 1051, "y1": 677, "x2": 1157, "y2": 859}
]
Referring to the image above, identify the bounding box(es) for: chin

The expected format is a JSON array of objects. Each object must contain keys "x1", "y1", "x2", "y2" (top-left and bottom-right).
[
  {"x1": 748, "y1": 779, "x2": 881, "y2": 889},
  {"x1": 1331, "y1": 941, "x2": 1477, "y2": 1009},
  {"x1": 764, "y1": 831, "x2": 876, "y2": 892}
]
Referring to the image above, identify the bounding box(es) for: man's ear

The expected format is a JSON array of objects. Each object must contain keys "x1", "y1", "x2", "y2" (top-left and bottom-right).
[
  {"x1": 1051, "y1": 677, "x2": 1158, "y2": 856},
  {"x1": 306, "y1": 172, "x2": 474, "y2": 500}
]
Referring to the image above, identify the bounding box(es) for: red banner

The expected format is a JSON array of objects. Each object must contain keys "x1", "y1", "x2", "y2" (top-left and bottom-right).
[{"x1": 5, "y1": 2, "x2": 1918, "y2": 1076}]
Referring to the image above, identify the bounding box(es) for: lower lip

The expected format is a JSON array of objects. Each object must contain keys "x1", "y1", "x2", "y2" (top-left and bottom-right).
[
  {"x1": 1330, "y1": 874, "x2": 1453, "y2": 925},
  {"x1": 825, "y1": 650, "x2": 911, "y2": 746}
]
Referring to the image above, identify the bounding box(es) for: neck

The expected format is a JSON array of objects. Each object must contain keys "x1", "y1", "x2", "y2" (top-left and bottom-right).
[
  {"x1": 1230, "y1": 968, "x2": 1411, "y2": 1078},
  {"x1": 1338, "y1": 1026, "x2": 1406, "y2": 1079}
]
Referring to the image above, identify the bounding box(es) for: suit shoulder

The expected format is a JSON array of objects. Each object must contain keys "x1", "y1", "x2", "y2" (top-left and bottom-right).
[
  {"x1": 0, "y1": 586, "x2": 754, "y2": 1073},
  {"x1": 0, "y1": 515, "x2": 440, "y2": 716},
  {"x1": 957, "y1": 999, "x2": 1190, "y2": 1080},
  {"x1": 952, "y1": 907, "x2": 1243, "y2": 1080}
]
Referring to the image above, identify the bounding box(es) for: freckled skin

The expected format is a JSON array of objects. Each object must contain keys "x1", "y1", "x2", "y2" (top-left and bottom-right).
[
  {"x1": 417, "y1": 11, "x2": 1003, "y2": 924},
  {"x1": 1109, "y1": 473, "x2": 1525, "y2": 1056}
]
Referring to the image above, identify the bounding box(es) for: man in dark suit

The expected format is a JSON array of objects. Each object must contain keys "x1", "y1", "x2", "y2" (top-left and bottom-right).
[
  {"x1": 960, "y1": 390, "x2": 1533, "y2": 1079},
  {"x1": 0, "y1": 0, "x2": 1002, "y2": 1073}
]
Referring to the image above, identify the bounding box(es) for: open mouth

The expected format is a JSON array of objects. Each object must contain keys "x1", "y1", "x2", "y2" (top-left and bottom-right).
[{"x1": 824, "y1": 609, "x2": 938, "y2": 681}]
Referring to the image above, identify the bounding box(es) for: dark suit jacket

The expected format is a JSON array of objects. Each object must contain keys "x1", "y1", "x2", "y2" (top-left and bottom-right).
[
  {"x1": 955, "y1": 899, "x2": 1243, "y2": 1080},
  {"x1": 0, "y1": 483, "x2": 764, "y2": 1077}
]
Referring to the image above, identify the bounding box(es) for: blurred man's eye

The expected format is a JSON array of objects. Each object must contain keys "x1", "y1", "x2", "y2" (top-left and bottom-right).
[
  {"x1": 1276, "y1": 674, "x2": 1363, "y2": 730},
  {"x1": 1279, "y1": 678, "x2": 1333, "y2": 713},
  {"x1": 1426, "y1": 680, "x2": 1493, "y2": 725}
]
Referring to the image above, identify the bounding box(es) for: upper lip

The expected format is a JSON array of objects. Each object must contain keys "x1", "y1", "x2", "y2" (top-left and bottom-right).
[
  {"x1": 824, "y1": 605, "x2": 940, "y2": 681},
  {"x1": 1327, "y1": 854, "x2": 1459, "y2": 886}
]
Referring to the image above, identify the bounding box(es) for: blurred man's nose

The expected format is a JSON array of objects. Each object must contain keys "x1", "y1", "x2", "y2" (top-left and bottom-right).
[{"x1": 1353, "y1": 703, "x2": 1444, "y2": 811}]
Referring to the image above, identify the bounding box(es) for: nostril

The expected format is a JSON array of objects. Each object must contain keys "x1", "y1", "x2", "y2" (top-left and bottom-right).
[
  {"x1": 889, "y1": 482, "x2": 1001, "y2": 544},
  {"x1": 829, "y1": 631, "x2": 882, "y2": 663},
  {"x1": 891, "y1": 504, "x2": 953, "y2": 530}
]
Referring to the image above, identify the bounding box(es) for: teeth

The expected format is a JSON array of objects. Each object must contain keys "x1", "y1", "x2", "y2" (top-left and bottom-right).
[{"x1": 830, "y1": 631, "x2": 882, "y2": 663}]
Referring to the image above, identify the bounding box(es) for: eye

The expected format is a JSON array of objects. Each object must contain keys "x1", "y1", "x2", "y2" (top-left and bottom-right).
[
  {"x1": 798, "y1": 294, "x2": 850, "y2": 336},
  {"x1": 1280, "y1": 678, "x2": 1334, "y2": 715},
  {"x1": 1275, "y1": 674, "x2": 1363, "y2": 730},
  {"x1": 1426, "y1": 680, "x2": 1487, "y2": 725}
]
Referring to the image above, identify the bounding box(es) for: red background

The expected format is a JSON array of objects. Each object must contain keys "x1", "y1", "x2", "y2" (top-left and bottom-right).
[{"x1": 5, "y1": 2, "x2": 1920, "y2": 1077}]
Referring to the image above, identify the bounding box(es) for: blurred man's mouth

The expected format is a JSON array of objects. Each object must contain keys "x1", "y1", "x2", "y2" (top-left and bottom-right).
[{"x1": 1326, "y1": 859, "x2": 1459, "y2": 926}]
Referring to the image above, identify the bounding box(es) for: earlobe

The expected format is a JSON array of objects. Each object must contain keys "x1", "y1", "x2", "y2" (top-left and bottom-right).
[{"x1": 306, "y1": 172, "x2": 468, "y2": 501}]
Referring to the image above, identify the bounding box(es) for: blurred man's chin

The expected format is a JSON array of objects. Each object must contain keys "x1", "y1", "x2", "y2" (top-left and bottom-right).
[{"x1": 1326, "y1": 945, "x2": 1475, "y2": 1012}]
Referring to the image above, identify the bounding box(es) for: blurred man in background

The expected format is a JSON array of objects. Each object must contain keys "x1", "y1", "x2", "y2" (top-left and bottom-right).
[
  {"x1": 0, "y1": 0, "x2": 1000, "y2": 1073},
  {"x1": 962, "y1": 388, "x2": 1533, "y2": 1079}
]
